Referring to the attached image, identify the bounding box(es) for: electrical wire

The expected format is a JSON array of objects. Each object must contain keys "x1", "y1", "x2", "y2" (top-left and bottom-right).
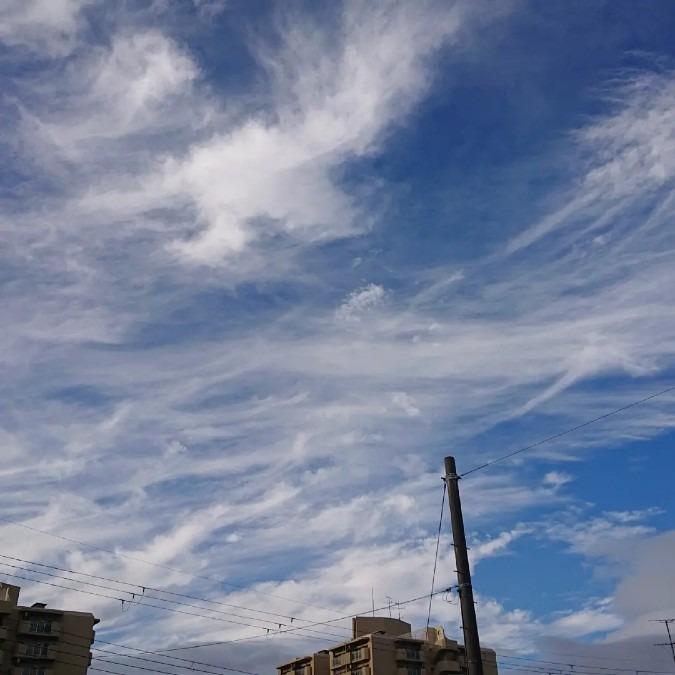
[
  {"x1": 426, "y1": 481, "x2": 446, "y2": 632},
  {"x1": 152, "y1": 589, "x2": 455, "y2": 654},
  {"x1": 494, "y1": 659, "x2": 674, "y2": 675},
  {"x1": 0, "y1": 624, "x2": 260, "y2": 675},
  {"x1": 0, "y1": 515, "x2": 343, "y2": 616},
  {"x1": 9, "y1": 609, "x2": 674, "y2": 675},
  {"x1": 7, "y1": 613, "x2": 461, "y2": 675},
  {"x1": 0, "y1": 555, "x2": 335, "y2": 633},
  {"x1": 7, "y1": 620, "x2": 264, "y2": 675},
  {"x1": 496, "y1": 653, "x2": 675, "y2": 674},
  {"x1": 543, "y1": 650, "x2": 672, "y2": 664},
  {"x1": 460, "y1": 384, "x2": 675, "y2": 477},
  {"x1": 0, "y1": 565, "x2": 346, "y2": 642},
  {"x1": 0, "y1": 565, "x2": 451, "y2": 655}
]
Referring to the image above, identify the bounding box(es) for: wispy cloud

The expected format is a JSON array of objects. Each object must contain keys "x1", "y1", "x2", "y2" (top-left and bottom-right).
[
  {"x1": 0, "y1": 0, "x2": 94, "y2": 55},
  {"x1": 543, "y1": 471, "x2": 573, "y2": 488},
  {"x1": 2, "y1": 0, "x2": 675, "y2": 663}
]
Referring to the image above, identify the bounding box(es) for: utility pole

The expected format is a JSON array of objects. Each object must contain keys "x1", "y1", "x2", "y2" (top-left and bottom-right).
[
  {"x1": 652, "y1": 619, "x2": 675, "y2": 666},
  {"x1": 444, "y1": 456, "x2": 484, "y2": 675}
]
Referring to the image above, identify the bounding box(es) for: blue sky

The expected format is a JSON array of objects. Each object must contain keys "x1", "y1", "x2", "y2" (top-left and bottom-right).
[{"x1": 2, "y1": 1, "x2": 675, "y2": 674}]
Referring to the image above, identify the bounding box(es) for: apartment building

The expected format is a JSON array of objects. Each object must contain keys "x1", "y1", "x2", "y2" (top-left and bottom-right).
[
  {"x1": 277, "y1": 617, "x2": 498, "y2": 675},
  {"x1": 0, "y1": 583, "x2": 99, "y2": 675},
  {"x1": 278, "y1": 650, "x2": 331, "y2": 675}
]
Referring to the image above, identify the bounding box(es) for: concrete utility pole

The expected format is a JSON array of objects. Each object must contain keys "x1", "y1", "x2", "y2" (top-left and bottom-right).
[
  {"x1": 444, "y1": 456, "x2": 484, "y2": 675},
  {"x1": 652, "y1": 619, "x2": 675, "y2": 665}
]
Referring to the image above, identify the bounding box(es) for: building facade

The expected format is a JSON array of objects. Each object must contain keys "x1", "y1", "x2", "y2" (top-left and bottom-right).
[
  {"x1": 278, "y1": 617, "x2": 498, "y2": 675},
  {"x1": 278, "y1": 650, "x2": 330, "y2": 675},
  {"x1": 0, "y1": 583, "x2": 99, "y2": 675}
]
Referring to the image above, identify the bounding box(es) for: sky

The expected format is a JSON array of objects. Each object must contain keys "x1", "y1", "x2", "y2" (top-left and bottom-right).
[{"x1": 1, "y1": 1, "x2": 675, "y2": 674}]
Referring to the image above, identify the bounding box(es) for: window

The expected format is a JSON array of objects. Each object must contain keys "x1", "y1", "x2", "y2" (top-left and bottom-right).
[
  {"x1": 25, "y1": 643, "x2": 50, "y2": 657},
  {"x1": 28, "y1": 619, "x2": 52, "y2": 634},
  {"x1": 407, "y1": 668, "x2": 422, "y2": 675},
  {"x1": 406, "y1": 648, "x2": 422, "y2": 661},
  {"x1": 21, "y1": 668, "x2": 46, "y2": 675}
]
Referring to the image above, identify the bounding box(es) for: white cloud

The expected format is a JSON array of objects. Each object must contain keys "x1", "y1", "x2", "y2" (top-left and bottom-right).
[
  {"x1": 543, "y1": 471, "x2": 573, "y2": 488},
  {"x1": 3, "y1": 1, "x2": 675, "y2": 664},
  {"x1": 547, "y1": 600, "x2": 623, "y2": 639},
  {"x1": 0, "y1": 0, "x2": 94, "y2": 55},
  {"x1": 471, "y1": 526, "x2": 531, "y2": 565},
  {"x1": 337, "y1": 284, "x2": 387, "y2": 322},
  {"x1": 20, "y1": 31, "x2": 198, "y2": 162},
  {"x1": 192, "y1": 0, "x2": 229, "y2": 19},
  {"x1": 391, "y1": 391, "x2": 421, "y2": 417},
  {"x1": 542, "y1": 509, "x2": 658, "y2": 558},
  {"x1": 164, "y1": 2, "x2": 465, "y2": 263}
]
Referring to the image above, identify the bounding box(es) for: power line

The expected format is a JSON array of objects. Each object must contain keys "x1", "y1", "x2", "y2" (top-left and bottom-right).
[
  {"x1": 30, "y1": 627, "x2": 675, "y2": 675},
  {"x1": 0, "y1": 564, "x2": 450, "y2": 652},
  {"x1": 9, "y1": 616, "x2": 273, "y2": 675},
  {"x1": 651, "y1": 619, "x2": 675, "y2": 666},
  {"x1": 15, "y1": 603, "x2": 674, "y2": 675},
  {"x1": 153, "y1": 589, "x2": 455, "y2": 654},
  {"x1": 0, "y1": 515, "x2": 343, "y2": 616},
  {"x1": 0, "y1": 565, "x2": 344, "y2": 641},
  {"x1": 426, "y1": 481, "x2": 446, "y2": 631},
  {"x1": 493, "y1": 657, "x2": 673, "y2": 675},
  {"x1": 0, "y1": 553, "x2": 313, "y2": 626},
  {"x1": 543, "y1": 650, "x2": 672, "y2": 664},
  {"x1": 16, "y1": 612, "x2": 457, "y2": 675},
  {"x1": 497, "y1": 652, "x2": 675, "y2": 674},
  {"x1": 461, "y1": 384, "x2": 675, "y2": 477},
  {"x1": 5, "y1": 630, "x2": 260, "y2": 675}
]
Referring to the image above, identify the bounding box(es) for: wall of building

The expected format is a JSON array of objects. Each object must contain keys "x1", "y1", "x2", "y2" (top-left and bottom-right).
[
  {"x1": 0, "y1": 583, "x2": 97, "y2": 675},
  {"x1": 278, "y1": 616, "x2": 499, "y2": 675}
]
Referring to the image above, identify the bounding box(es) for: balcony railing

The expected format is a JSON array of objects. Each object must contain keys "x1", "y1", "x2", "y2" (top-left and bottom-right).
[
  {"x1": 396, "y1": 648, "x2": 423, "y2": 661},
  {"x1": 16, "y1": 621, "x2": 60, "y2": 637},
  {"x1": 352, "y1": 648, "x2": 370, "y2": 663},
  {"x1": 15, "y1": 643, "x2": 57, "y2": 659},
  {"x1": 433, "y1": 658, "x2": 461, "y2": 674},
  {"x1": 332, "y1": 654, "x2": 350, "y2": 667}
]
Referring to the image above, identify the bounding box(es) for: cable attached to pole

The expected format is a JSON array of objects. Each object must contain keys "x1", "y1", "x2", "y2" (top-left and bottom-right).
[
  {"x1": 426, "y1": 480, "x2": 446, "y2": 631},
  {"x1": 461, "y1": 384, "x2": 675, "y2": 477}
]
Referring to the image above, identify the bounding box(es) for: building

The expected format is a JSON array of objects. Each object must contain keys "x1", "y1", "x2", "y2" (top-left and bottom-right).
[
  {"x1": 278, "y1": 650, "x2": 330, "y2": 675},
  {"x1": 0, "y1": 583, "x2": 99, "y2": 675},
  {"x1": 277, "y1": 617, "x2": 498, "y2": 675}
]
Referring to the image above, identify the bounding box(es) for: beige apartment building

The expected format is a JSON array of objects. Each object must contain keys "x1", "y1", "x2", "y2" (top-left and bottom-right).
[
  {"x1": 0, "y1": 583, "x2": 99, "y2": 675},
  {"x1": 278, "y1": 617, "x2": 498, "y2": 675}
]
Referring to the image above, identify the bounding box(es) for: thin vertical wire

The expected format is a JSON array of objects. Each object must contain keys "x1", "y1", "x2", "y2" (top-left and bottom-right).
[{"x1": 426, "y1": 481, "x2": 446, "y2": 631}]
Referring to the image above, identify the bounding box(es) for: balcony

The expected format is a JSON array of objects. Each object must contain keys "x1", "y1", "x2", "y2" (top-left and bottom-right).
[
  {"x1": 332, "y1": 654, "x2": 350, "y2": 668},
  {"x1": 13, "y1": 669, "x2": 53, "y2": 675},
  {"x1": 433, "y1": 658, "x2": 461, "y2": 674},
  {"x1": 351, "y1": 647, "x2": 370, "y2": 663},
  {"x1": 16, "y1": 621, "x2": 60, "y2": 637},
  {"x1": 0, "y1": 626, "x2": 8, "y2": 640},
  {"x1": 397, "y1": 668, "x2": 425, "y2": 675},
  {"x1": 396, "y1": 649, "x2": 423, "y2": 661},
  {"x1": 15, "y1": 643, "x2": 57, "y2": 659}
]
